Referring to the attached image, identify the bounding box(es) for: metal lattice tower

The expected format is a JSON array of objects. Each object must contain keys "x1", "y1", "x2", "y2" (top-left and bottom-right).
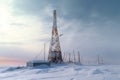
[{"x1": 48, "y1": 10, "x2": 63, "y2": 63}]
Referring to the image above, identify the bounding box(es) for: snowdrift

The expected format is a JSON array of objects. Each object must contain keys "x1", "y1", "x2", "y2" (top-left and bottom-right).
[{"x1": 0, "y1": 64, "x2": 120, "y2": 80}]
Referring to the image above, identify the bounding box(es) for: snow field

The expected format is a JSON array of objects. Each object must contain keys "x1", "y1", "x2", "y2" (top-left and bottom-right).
[{"x1": 0, "y1": 64, "x2": 120, "y2": 80}]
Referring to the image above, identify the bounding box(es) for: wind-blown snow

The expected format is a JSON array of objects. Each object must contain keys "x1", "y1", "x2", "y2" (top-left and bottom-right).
[{"x1": 0, "y1": 64, "x2": 120, "y2": 80}]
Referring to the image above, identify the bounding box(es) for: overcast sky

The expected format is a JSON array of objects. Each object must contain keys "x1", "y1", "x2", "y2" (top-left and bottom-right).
[{"x1": 0, "y1": 0, "x2": 120, "y2": 65}]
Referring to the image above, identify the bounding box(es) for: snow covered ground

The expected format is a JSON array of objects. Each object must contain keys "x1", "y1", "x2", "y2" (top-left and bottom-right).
[{"x1": 0, "y1": 64, "x2": 120, "y2": 80}]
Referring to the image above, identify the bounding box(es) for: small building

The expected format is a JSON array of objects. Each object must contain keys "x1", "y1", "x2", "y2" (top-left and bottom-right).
[{"x1": 26, "y1": 60, "x2": 50, "y2": 67}]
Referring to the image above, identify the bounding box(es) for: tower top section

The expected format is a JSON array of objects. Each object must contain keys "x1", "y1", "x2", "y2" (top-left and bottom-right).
[{"x1": 53, "y1": 10, "x2": 57, "y2": 27}]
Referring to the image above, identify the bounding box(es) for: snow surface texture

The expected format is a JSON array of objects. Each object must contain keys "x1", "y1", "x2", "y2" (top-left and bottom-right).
[{"x1": 0, "y1": 64, "x2": 120, "y2": 80}]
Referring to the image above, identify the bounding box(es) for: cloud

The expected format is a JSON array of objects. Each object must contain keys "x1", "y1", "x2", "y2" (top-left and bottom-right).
[
  {"x1": 56, "y1": 14, "x2": 120, "y2": 64},
  {"x1": 0, "y1": 42, "x2": 23, "y2": 45}
]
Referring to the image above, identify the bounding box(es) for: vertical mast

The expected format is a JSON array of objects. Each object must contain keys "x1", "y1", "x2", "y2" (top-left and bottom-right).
[
  {"x1": 73, "y1": 50, "x2": 76, "y2": 63},
  {"x1": 44, "y1": 43, "x2": 45, "y2": 61},
  {"x1": 53, "y1": 10, "x2": 57, "y2": 27},
  {"x1": 48, "y1": 10, "x2": 63, "y2": 63},
  {"x1": 97, "y1": 55, "x2": 100, "y2": 64},
  {"x1": 78, "y1": 51, "x2": 81, "y2": 64}
]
